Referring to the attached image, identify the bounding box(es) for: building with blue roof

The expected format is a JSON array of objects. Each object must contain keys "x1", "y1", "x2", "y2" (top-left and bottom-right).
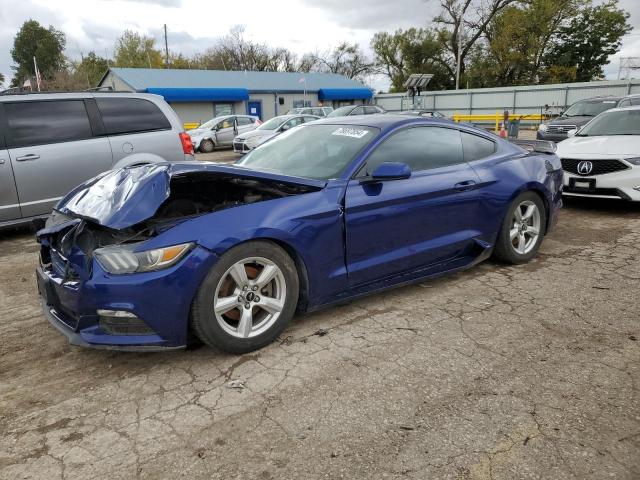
[{"x1": 98, "y1": 68, "x2": 373, "y2": 125}]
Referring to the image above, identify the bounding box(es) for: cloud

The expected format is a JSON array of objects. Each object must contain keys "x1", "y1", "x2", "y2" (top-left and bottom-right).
[
  {"x1": 299, "y1": 0, "x2": 436, "y2": 30},
  {"x1": 102, "y1": 0, "x2": 182, "y2": 6}
]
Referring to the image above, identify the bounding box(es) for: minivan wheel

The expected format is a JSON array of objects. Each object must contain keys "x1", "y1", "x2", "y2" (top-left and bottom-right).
[
  {"x1": 191, "y1": 241, "x2": 299, "y2": 354},
  {"x1": 199, "y1": 139, "x2": 215, "y2": 153},
  {"x1": 493, "y1": 192, "x2": 546, "y2": 264}
]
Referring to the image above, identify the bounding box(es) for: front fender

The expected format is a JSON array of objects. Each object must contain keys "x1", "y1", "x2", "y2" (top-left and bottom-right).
[{"x1": 139, "y1": 187, "x2": 347, "y2": 307}]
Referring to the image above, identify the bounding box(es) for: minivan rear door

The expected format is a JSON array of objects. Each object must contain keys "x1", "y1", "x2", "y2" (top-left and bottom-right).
[
  {"x1": 5, "y1": 99, "x2": 113, "y2": 218},
  {"x1": 0, "y1": 104, "x2": 22, "y2": 222},
  {"x1": 96, "y1": 97, "x2": 183, "y2": 163}
]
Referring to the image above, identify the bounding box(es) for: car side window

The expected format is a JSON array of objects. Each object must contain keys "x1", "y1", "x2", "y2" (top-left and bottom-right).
[
  {"x1": 461, "y1": 132, "x2": 496, "y2": 162},
  {"x1": 364, "y1": 106, "x2": 379, "y2": 114},
  {"x1": 358, "y1": 126, "x2": 464, "y2": 177},
  {"x1": 282, "y1": 117, "x2": 303, "y2": 130},
  {"x1": 219, "y1": 119, "x2": 234, "y2": 129},
  {"x1": 96, "y1": 98, "x2": 170, "y2": 135},
  {"x1": 5, "y1": 100, "x2": 93, "y2": 148},
  {"x1": 311, "y1": 108, "x2": 324, "y2": 116},
  {"x1": 302, "y1": 116, "x2": 318, "y2": 123},
  {"x1": 351, "y1": 106, "x2": 365, "y2": 115},
  {"x1": 619, "y1": 99, "x2": 632, "y2": 107},
  {"x1": 631, "y1": 97, "x2": 640, "y2": 106},
  {"x1": 237, "y1": 117, "x2": 253, "y2": 126}
]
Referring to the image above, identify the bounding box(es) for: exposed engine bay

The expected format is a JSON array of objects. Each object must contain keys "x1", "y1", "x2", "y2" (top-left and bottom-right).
[{"x1": 43, "y1": 172, "x2": 319, "y2": 259}]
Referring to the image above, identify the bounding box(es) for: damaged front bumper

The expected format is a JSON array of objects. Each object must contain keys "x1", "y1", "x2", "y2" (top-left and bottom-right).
[{"x1": 36, "y1": 244, "x2": 217, "y2": 351}]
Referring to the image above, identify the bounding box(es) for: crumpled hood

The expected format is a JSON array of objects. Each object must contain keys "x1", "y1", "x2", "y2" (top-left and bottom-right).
[{"x1": 56, "y1": 163, "x2": 326, "y2": 230}]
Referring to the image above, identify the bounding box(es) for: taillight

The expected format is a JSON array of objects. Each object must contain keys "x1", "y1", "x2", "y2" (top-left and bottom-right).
[
  {"x1": 255, "y1": 119, "x2": 262, "y2": 125},
  {"x1": 179, "y1": 132, "x2": 194, "y2": 155}
]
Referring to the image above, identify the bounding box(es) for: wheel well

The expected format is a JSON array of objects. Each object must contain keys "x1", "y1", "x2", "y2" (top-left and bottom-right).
[
  {"x1": 527, "y1": 188, "x2": 551, "y2": 234},
  {"x1": 261, "y1": 238, "x2": 310, "y2": 313}
]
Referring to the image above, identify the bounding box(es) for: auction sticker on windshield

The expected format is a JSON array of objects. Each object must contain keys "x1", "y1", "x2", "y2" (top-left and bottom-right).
[{"x1": 332, "y1": 127, "x2": 370, "y2": 139}]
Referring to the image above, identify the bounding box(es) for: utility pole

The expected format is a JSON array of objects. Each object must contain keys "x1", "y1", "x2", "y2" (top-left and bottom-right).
[
  {"x1": 164, "y1": 24, "x2": 169, "y2": 68},
  {"x1": 455, "y1": 15, "x2": 463, "y2": 90}
]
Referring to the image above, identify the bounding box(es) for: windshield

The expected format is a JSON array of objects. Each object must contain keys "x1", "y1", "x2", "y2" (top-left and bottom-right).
[
  {"x1": 258, "y1": 116, "x2": 290, "y2": 131},
  {"x1": 198, "y1": 116, "x2": 227, "y2": 130},
  {"x1": 578, "y1": 109, "x2": 640, "y2": 136},
  {"x1": 563, "y1": 100, "x2": 618, "y2": 117},
  {"x1": 327, "y1": 106, "x2": 355, "y2": 117},
  {"x1": 236, "y1": 124, "x2": 379, "y2": 180}
]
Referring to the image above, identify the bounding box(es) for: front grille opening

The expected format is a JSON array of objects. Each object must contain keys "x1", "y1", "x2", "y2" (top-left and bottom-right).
[{"x1": 561, "y1": 158, "x2": 630, "y2": 176}]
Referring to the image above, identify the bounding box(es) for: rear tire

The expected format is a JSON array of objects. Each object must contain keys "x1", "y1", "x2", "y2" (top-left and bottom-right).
[
  {"x1": 199, "y1": 139, "x2": 215, "y2": 153},
  {"x1": 493, "y1": 192, "x2": 546, "y2": 264},
  {"x1": 191, "y1": 241, "x2": 299, "y2": 354}
]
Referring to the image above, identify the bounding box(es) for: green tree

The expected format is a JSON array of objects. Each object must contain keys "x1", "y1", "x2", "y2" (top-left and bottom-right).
[
  {"x1": 0, "y1": 72, "x2": 4, "y2": 88},
  {"x1": 73, "y1": 52, "x2": 110, "y2": 87},
  {"x1": 371, "y1": 28, "x2": 451, "y2": 91},
  {"x1": 548, "y1": 0, "x2": 631, "y2": 82},
  {"x1": 114, "y1": 30, "x2": 163, "y2": 68},
  {"x1": 473, "y1": 0, "x2": 582, "y2": 87},
  {"x1": 10, "y1": 19, "x2": 66, "y2": 86}
]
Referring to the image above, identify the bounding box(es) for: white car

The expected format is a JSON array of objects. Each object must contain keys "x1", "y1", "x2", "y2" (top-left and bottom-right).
[
  {"x1": 556, "y1": 106, "x2": 640, "y2": 201},
  {"x1": 232, "y1": 114, "x2": 319, "y2": 153},
  {"x1": 187, "y1": 115, "x2": 260, "y2": 153}
]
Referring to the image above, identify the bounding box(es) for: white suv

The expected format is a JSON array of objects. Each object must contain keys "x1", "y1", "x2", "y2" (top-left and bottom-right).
[{"x1": 556, "y1": 106, "x2": 640, "y2": 201}]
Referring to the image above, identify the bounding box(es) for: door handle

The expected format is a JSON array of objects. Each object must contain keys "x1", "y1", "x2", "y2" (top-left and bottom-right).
[
  {"x1": 454, "y1": 180, "x2": 477, "y2": 191},
  {"x1": 15, "y1": 154, "x2": 40, "y2": 162}
]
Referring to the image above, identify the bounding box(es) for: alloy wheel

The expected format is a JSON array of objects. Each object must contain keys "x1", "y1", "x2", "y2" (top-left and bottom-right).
[
  {"x1": 213, "y1": 257, "x2": 286, "y2": 339},
  {"x1": 509, "y1": 200, "x2": 541, "y2": 255}
]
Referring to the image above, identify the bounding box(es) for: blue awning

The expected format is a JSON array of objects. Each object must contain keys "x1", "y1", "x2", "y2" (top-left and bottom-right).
[
  {"x1": 318, "y1": 88, "x2": 373, "y2": 101},
  {"x1": 146, "y1": 87, "x2": 250, "y2": 102}
]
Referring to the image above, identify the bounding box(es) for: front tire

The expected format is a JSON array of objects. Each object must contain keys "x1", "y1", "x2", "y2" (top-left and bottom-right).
[
  {"x1": 493, "y1": 192, "x2": 546, "y2": 264},
  {"x1": 199, "y1": 139, "x2": 215, "y2": 153},
  {"x1": 191, "y1": 241, "x2": 299, "y2": 354}
]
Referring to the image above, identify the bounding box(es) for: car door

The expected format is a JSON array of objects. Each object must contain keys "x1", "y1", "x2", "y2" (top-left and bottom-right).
[
  {"x1": 5, "y1": 99, "x2": 113, "y2": 218},
  {"x1": 95, "y1": 97, "x2": 181, "y2": 164},
  {"x1": 344, "y1": 125, "x2": 483, "y2": 286},
  {"x1": 0, "y1": 105, "x2": 21, "y2": 223},
  {"x1": 236, "y1": 116, "x2": 256, "y2": 135},
  {"x1": 214, "y1": 117, "x2": 237, "y2": 146}
]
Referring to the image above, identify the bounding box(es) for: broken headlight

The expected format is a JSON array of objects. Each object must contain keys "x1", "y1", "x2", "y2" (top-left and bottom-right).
[{"x1": 94, "y1": 242, "x2": 193, "y2": 274}]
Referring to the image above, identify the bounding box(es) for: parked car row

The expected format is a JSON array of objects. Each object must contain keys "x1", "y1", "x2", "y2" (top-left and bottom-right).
[
  {"x1": 3, "y1": 90, "x2": 633, "y2": 355},
  {"x1": 537, "y1": 94, "x2": 640, "y2": 142}
]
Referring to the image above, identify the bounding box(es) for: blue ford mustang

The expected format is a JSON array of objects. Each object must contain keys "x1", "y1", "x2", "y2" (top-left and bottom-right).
[{"x1": 36, "y1": 115, "x2": 563, "y2": 353}]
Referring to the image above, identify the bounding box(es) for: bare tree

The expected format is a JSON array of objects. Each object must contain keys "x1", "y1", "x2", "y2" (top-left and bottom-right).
[
  {"x1": 310, "y1": 42, "x2": 375, "y2": 81},
  {"x1": 434, "y1": 0, "x2": 518, "y2": 79}
]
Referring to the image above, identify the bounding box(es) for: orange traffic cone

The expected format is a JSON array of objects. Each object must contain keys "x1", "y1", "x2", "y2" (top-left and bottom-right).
[{"x1": 499, "y1": 122, "x2": 507, "y2": 138}]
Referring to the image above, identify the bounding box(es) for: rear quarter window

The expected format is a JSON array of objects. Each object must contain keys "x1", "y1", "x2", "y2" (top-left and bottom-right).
[
  {"x1": 5, "y1": 100, "x2": 93, "y2": 148},
  {"x1": 96, "y1": 98, "x2": 171, "y2": 135},
  {"x1": 461, "y1": 132, "x2": 496, "y2": 162}
]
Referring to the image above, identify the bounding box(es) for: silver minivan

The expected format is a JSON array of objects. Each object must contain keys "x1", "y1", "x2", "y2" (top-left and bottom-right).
[{"x1": 0, "y1": 92, "x2": 194, "y2": 228}]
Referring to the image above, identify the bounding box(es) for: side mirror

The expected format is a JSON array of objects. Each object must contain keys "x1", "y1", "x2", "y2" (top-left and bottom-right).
[
  {"x1": 362, "y1": 162, "x2": 412, "y2": 183},
  {"x1": 567, "y1": 129, "x2": 578, "y2": 138}
]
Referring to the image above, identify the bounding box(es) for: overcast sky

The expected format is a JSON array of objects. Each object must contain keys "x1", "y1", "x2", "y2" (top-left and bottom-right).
[{"x1": 0, "y1": 0, "x2": 638, "y2": 92}]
